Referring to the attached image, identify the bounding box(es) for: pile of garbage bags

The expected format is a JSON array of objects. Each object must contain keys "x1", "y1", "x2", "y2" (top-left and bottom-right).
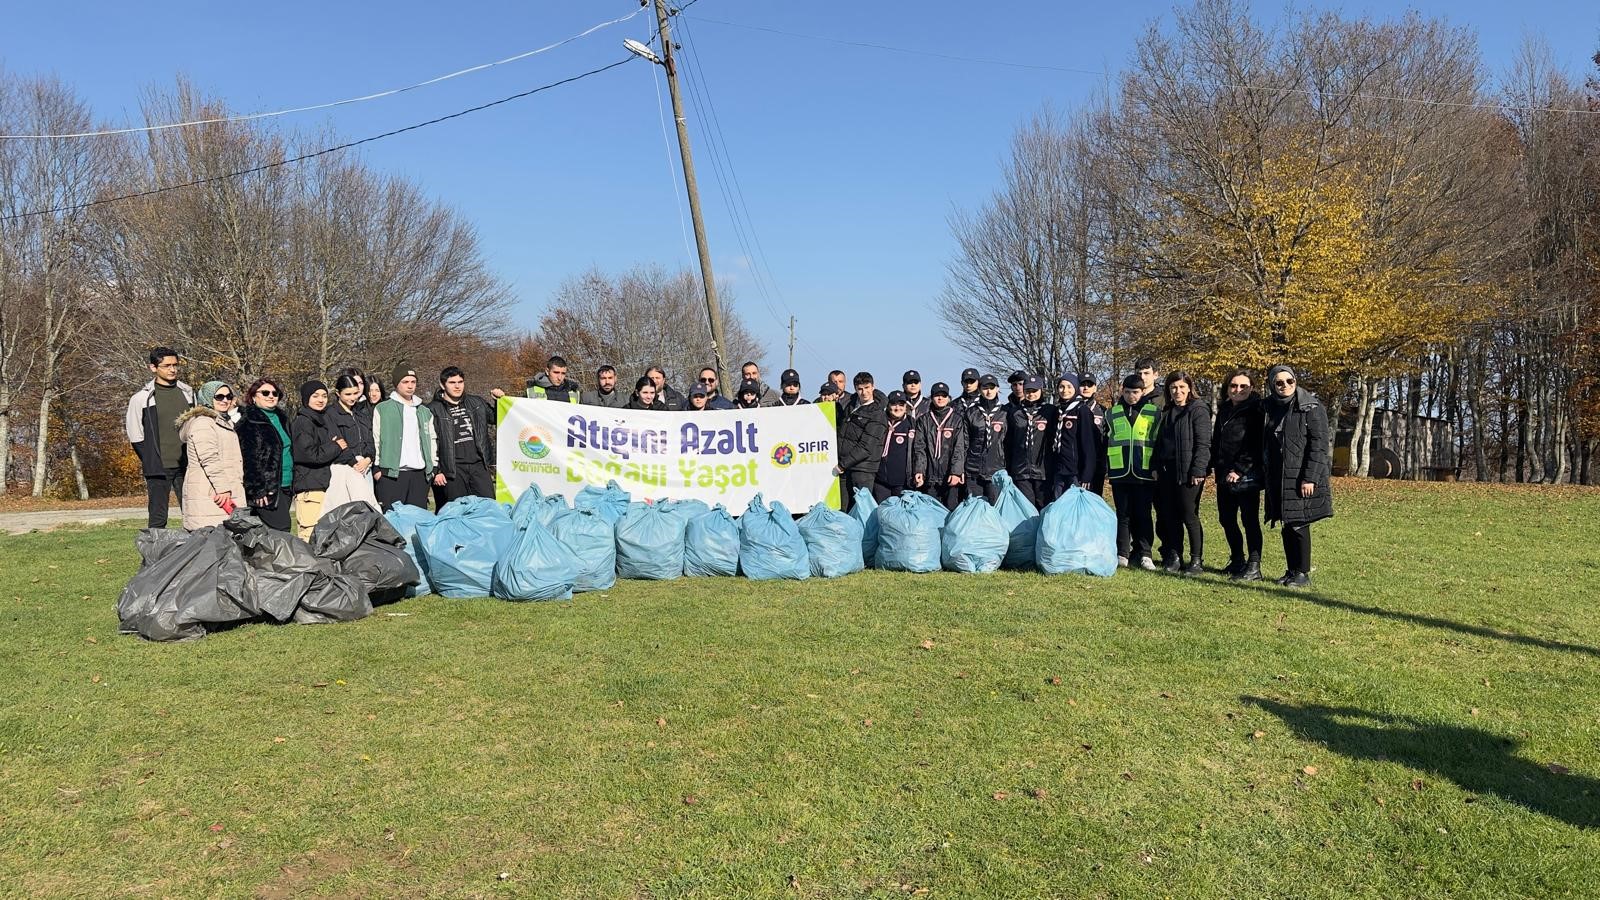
[{"x1": 117, "y1": 503, "x2": 419, "y2": 642}]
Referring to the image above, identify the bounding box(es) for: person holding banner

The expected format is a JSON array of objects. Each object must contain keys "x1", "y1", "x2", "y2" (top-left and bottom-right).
[
  {"x1": 525, "y1": 356, "x2": 580, "y2": 403},
  {"x1": 626, "y1": 377, "x2": 668, "y2": 411},
  {"x1": 913, "y1": 382, "x2": 965, "y2": 510},
  {"x1": 696, "y1": 368, "x2": 736, "y2": 410},
  {"x1": 646, "y1": 366, "x2": 685, "y2": 411},
  {"x1": 735, "y1": 380, "x2": 764, "y2": 410},
  {"x1": 582, "y1": 365, "x2": 628, "y2": 409},
  {"x1": 835, "y1": 372, "x2": 888, "y2": 511},
  {"x1": 776, "y1": 369, "x2": 809, "y2": 406},
  {"x1": 817, "y1": 382, "x2": 842, "y2": 404}
]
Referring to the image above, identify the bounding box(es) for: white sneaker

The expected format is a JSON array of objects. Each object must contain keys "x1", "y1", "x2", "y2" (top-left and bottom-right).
[
  {"x1": 1117, "y1": 556, "x2": 1129, "y2": 568},
  {"x1": 1138, "y1": 557, "x2": 1158, "y2": 571}
]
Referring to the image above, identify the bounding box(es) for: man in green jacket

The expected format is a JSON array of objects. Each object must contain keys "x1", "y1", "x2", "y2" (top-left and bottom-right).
[
  {"x1": 372, "y1": 363, "x2": 438, "y2": 511},
  {"x1": 1106, "y1": 373, "x2": 1160, "y2": 570}
]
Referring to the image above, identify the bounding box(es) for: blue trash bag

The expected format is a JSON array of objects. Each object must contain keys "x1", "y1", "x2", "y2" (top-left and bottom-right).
[
  {"x1": 684, "y1": 505, "x2": 741, "y2": 577},
  {"x1": 574, "y1": 479, "x2": 631, "y2": 524},
  {"x1": 416, "y1": 496, "x2": 516, "y2": 598},
  {"x1": 849, "y1": 487, "x2": 880, "y2": 568},
  {"x1": 796, "y1": 503, "x2": 865, "y2": 578},
  {"x1": 992, "y1": 471, "x2": 1041, "y2": 569},
  {"x1": 615, "y1": 502, "x2": 687, "y2": 580},
  {"x1": 873, "y1": 492, "x2": 946, "y2": 573},
  {"x1": 512, "y1": 483, "x2": 568, "y2": 529},
  {"x1": 661, "y1": 498, "x2": 710, "y2": 528},
  {"x1": 1036, "y1": 487, "x2": 1120, "y2": 577},
  {"x1": 941, "y1": 496, "x2": 1009, "y2": 573},
  {"x1": 739, "y1": 493, "x2": 810, "y2": 580},
  {"x1": 548, "y1": 507, "x2": 617, "y2": 592},
  {"x1": 491, "y1": 518, "x2": 579, "y2": 601},
  {"x1": 384, "y1": 504, "x2": 437, "y2": 596}
]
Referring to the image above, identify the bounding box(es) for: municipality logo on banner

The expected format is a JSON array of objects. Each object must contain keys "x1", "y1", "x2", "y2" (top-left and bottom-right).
[{"x1": 496, "y1": 397, "x2": 843, "y2": 510}]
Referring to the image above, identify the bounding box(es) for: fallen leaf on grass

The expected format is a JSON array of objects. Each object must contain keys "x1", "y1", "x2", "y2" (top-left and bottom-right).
[
  {"x1": 1120, "y1": 771, "x2": 1134, "y2": 781},
  {"x1": 1470, "y1": 708, "x2": 1480, "y2": 716},
  {"x1": 1252, "y1": 730, "x2": 1266, "y2": 740},
  {"x1": 919, "y1": 639, "x2": 936, "y2": 651},
  {"x1": 90, "y1": 674, "x2": 101, "y2": 684},
  {"x1": 1548, "y1": 763, "x2": 1570, "y2": 775},
  {"x1": 272, "y1": 737, "x2": 286, "y2": 744},
  {"x1": 682, "y1": 794, "x2": 699, "y2": 805},
  {"x1": 334, "y1": 679, "x2": 346, "y2": 686},
  {"x1": 787, "y1": 874, "x2": 799, "y2": 890},
  {"x1": 84, "y1": 636, "x2": 97, "y2": 644},
  {"x1": 656, "y1": 717, "x2": 667, "y2": 728},
  {"x1": 1302, "y1": 765, "x2": 1319, "y2": 776},
  {"x1": 992, "y1": 790, "x2": 1009, "y2": 801},
  {"x1": 1029, "y1": 788, "x2": 1048, "y2": 800},
  {"x1": 208, "y1": 823, "x2": 224, "y2": 832},
  {"x1": 1411, "y1": 778, "x2": 1425, "y2": 791},
  {"x1": 1048, "y1": 676, "x2": 1063, "y2": 686},
  {"x1": 862, "y1": 718, "x2": 874, "y2": 727},
  {"x1": 1159, "y1": 692, "x2": 1174, "y2": 699}
]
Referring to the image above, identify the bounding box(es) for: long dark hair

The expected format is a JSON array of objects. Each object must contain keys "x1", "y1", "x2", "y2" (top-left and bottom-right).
[
  {"x1": 1220, "y1": 368, "x2": 1256, "y2": 403},
  {"x1": 1163, "y1": 371, "x2": 1197, "y2": 406}
]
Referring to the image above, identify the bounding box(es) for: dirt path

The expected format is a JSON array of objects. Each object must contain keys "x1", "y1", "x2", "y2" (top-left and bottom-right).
[{"x1": 0, "y1": 506, "x2": 146, "y2": 535}]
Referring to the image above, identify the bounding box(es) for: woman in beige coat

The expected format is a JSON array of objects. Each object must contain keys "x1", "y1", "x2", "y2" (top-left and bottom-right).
[{"x1": 177, "y1": 380, "x2": 246, "y2": 530}]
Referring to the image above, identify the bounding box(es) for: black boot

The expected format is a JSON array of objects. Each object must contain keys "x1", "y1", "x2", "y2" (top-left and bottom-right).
[
  {"x1": 1232, "y1": 558, "x2": 1262, "y2": 582},
  {"x1": 1162, "y1": 554, "x2": 1182, "y2": 573},
  {"x1": 1181, "y1": 557, "x2": 1205, "y2": 576},
  {"x1": 1282, "y1": 571, "x2": 1311, "y2": 588},
  {"x1": 1223, "y1": 557, "x2": 1244, "y2": 578}
]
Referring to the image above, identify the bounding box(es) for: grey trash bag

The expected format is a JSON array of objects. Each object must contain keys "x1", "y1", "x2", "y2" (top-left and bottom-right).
[
  {"x1": 309, "y1": 501, "x2": 421, "y2": 604},
  {"x1": 225, "y1": 515, "x2": 371, "y2": 625},
  {"x1": 116, "y1": 526, "x2": 253, "y2": 642}
]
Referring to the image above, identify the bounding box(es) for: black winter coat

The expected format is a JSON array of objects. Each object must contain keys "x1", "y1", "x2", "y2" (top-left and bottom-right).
[
  {"x1": 960, "y1": 399, "x2": 1009, "y2": 478},
  {"x1": 427, "y1": 394, "x2": 496, "y2": 478},
  {"x1": 1154, "y1": 401, "x2": 1212, "y2": 483},
  {"x1": 912, "y1": 405, "x2": 965, "y2": 485},
  {"x1": 329, "y1": 405, "x2": 374, "y2": 463},
  {"x1": 1005, "y1": 400, "x2": 1055, "y2": 480},
  {"x1": 1263, "y1": 389, "x2": 1334, "y2": 526},
  {"x1": 838, "y1": 399, "x2": 888, "y2": 475},
  {"x1": 1211, "y1": 394, "x2": 1264, "y2": 482},
  {"x1": 877, "y1": 416, "x2": 918, "y2": 488},
  {"x1": 1050, "y1": 398, "x2": 1101, "y2": 486},
  {"x1": 291, "y1": 408, "x2": 345, "y2": 493},
  {"x1": 237, "y1": 405, "x2": 291, "y2": 502}
]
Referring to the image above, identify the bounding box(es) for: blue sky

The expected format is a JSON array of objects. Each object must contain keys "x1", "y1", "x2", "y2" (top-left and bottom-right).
[{"x1": 4, "y1": 1, "x2": 1597, "y2": 390}]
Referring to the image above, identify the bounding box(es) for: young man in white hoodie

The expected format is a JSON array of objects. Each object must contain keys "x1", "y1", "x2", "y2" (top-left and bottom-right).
[{"x1": 371, "y1": 363, "x2": 438, "y2": 511}]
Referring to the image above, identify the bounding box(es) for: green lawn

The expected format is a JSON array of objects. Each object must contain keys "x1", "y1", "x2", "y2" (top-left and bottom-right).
[{"x1": 3, "y1": 480, "x2": 1599, "y2": 898}]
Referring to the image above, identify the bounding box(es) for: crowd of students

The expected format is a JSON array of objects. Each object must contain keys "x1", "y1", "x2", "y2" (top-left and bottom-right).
[{"x1": 125, "y1": 348, "x2": 1333, "y2": 588}]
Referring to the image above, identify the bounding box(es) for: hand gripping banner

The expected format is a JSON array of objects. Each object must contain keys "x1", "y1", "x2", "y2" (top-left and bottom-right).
[{"x1": 496, "y1": 397, "x2": 842, "y2": 510}]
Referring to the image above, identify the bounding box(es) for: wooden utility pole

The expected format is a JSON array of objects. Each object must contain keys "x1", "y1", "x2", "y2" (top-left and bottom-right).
[
  {"x1": 787, "y1": 316, "x2": 796, "y2": 370},
  {"x1": 653, "y1": 0, "x2": 731, "y2": 396}
]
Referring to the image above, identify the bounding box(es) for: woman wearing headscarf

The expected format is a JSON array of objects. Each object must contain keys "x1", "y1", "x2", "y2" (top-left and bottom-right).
[
  {"x1": 1212, "y1": 369, "x2": 1265, "y2": 581},
  {"x1": 237, "y1": 377, "x2": 295, "y2": 532},
  {"x1": 290, "y1": 380, "x2": 348, "y2": 540},
  {"x1": 1262, "y1": 364, "x2": 1333, "y2": 587},
  {"x1": 176, "y1": 381, "x2": 244, "y2": 531},
  {"x1": 1152, "y1": 372, "x2": 1211, "y2": 574}
]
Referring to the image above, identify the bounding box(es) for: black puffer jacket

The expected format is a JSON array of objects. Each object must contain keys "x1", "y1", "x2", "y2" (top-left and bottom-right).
[
  {"x1": 838, "y1": 399, "x2": 888, "y2": 475},
  {"x1": 912, "y1": 405, "x2": 965, "y2": 486},
  {"x1": 1211, "y1": 393, "x2": 1263, "y2": 482},
  {"x1": 1264, "y1": 388, "x2": 1334, "y2": 526},
  {"x1": 1005, "y1": 399, "x2": 1055, "y2": 480},
  {"x1": 291, "y1": 407, "x2": 345, "y2": 492},
  {"x1": 1154, "y1": 401, "x2": 1212, "y2": 483},
  {"x1": 960, "y1": 398, "x2": 1009, "y2": 478},
  {"x1": 237, "y1": 405, "x2": 291, "y2": 501}
]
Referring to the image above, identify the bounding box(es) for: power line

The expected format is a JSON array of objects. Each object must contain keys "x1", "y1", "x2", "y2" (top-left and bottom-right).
[
  {"x1": 684, "y1": 14, "x2": 1600, "y2": 118},
  {"x1": 0, "y1": 8, "x2": 646, "y2": 140},
  {"x1": 1, "y1": 58, "x2": 636, "y2": 221}
]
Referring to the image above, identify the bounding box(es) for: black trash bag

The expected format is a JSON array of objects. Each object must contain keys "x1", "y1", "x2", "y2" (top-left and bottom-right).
[
  {"x1": 116, "y1": 527, "x2": 253, "y2": 642},
  {"x1": 225, "y1": 514, "x2": 371, "y2": 624},
  {"x1": 309, "y1": 501, "x2": 421, "y2": 604}
]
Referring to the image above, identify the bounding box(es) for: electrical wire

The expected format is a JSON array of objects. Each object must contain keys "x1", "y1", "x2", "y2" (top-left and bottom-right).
[
  {"x1": 684, "y1": 14, "x2": 1600, "y2": 118},
  {"x1": 0, "y1": 8, "x2": 646, "y2": 140},
  {"x1": 1, "y1": 58, "x2": 636, "y2": 221},
  {"x1": 647, "y1": 23, "x2": 696, "y2": 265}
]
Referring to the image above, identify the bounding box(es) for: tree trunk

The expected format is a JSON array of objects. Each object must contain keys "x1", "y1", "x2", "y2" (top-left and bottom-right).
[
  {"x1": 1350, "y1": 376, "x2": 1378, "y2": 478},
  {"x1": 0, "y1": 383, "x2": 9, "y2": 494},
  {"x1": 68, "y1": 441, "x2": 89, "y2": 501},
  {"x1": 30, "y1": 391, "x2": 52, "y2": 497}
]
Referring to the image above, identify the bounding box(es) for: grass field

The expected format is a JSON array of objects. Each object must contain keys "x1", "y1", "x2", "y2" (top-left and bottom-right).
[{"x1": 3, "y1": 479, "x2": 1599, "y2": 898}]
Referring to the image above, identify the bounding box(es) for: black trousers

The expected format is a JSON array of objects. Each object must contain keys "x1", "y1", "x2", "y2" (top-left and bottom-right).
[
  {"x1": 1282, "y1": 523, "x2": 1312, "y2": 573},
  {"x1": 964, "y1": 473, "x2": 1002, "y2": 504},
  {"x1": 871, "y1": 478, "x2": 906, "y2": 502},
  {"x1": 1156, "y1": 478, "x2": 1205, "y2": 562},
  {"x1": 1110, "y1": 479, "x2": 1155, "y2": 560},
  {"x1": 1011, "y1": 476, "x2": 1048, "y2": 509},
  {"x1": 433, "y1": 459, "x2": 495, "y2": 508},
  {"x1": 1216, "y1": 487, "x2": 1263, "y2": 562},
  {"x1": 840, "y1": 470, "x2": 875, "y2": 512},
  {"x1": 376, "y1": 469, "x2": 430, "y2": 512},
  {"x1": 252, "y1": 490, "x2": 292, "y2": 532},
  {"x1": 145, "y1": 466, "x2": 184, "y2": 529},
  {"x1": 923, "y1": 481, "x2": 963, "y2": 511}
]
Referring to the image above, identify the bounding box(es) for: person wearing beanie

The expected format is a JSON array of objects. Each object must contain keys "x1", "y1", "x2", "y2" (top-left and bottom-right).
[
  {"x1": 1152, "y1": 372, "x2": 1212, "y2": 575},
  {"x1": 912, "y1": 382, "x2": 966, "y2": 510},
  {"x1": 1005, "y1": 374, "x2": 1055, "y2": 507},
  {"x1": 777, "y1": 369, "x2": 809, "y2": 406},
  {"x1": 289, "y1": 380, "x2": 349, "y2": 539},
  {"x1": 1262, "y1": 364, "x2": 1333, "y2": 588},
  {"x1": 1005, "y1": 370, "x2": 1027, "y2": 413},
  {"x1": 176, "y1": 380, "x2": 244, "y2": 531},
  {"x1": 427, "y1": 366, "x2": 497, "y2": 507},
  {"x1": 835, "y1": 372, "x2": 887, "y2": 512},
  {"x1": 1050, "y1": 373, "x2": 1101, "y2": 501},
  {"x1": 959, "y1": 373, "x2": 1009, "y2": 502},
  {"x1": 371, "y1": 364, "x2": 437, "y2": 511},
  {"x1": 873, "y1": 391, "x2": 918, "y2": 501},
  {"x1": 1106, "y1": 373, "x2": 1160, "y2": 569}
]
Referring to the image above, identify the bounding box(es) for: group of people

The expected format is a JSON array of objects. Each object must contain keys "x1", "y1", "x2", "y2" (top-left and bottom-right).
[{"x1": 126, "y1": 349, "x2": 1333, "y2": 588}]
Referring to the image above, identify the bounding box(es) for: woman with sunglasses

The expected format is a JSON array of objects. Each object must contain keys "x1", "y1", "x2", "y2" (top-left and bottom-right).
[
  {"x1": 176, "y1": 381, "x2": 245, "y2": 530},
  {"x1": 237, "y1": 377, "x2": 295, "y2": 532},
  {"x1": 1262, "y1": 364, "x2": 1333, "y2": 587},
  {"x1": 1212, "y1": 369, "x2": 1265, "y2": 581}
]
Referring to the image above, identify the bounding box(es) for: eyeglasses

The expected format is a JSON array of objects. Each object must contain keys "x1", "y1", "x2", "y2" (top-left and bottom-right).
[
  {"x1": 213, "y1": 392, "x2": 233, "y2": 401},
  {"x1": 1228, "y1": 383, "x2": 1252, "y2": 391},
  {"x1": 1274, "y1": 378, "x2": 1295, "y2": 387},
  {"x1": 256, "y1": 389, "x2": 278, "y2": 397}
]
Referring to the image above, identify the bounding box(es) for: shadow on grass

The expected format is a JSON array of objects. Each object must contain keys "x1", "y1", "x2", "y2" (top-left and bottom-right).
[
  {"x1": 1244, "y1": 696, "x2": 1600, "y2": 829},
  {"x1": 1220, "y1": 578, "x2": 1600, "y2": 659}
]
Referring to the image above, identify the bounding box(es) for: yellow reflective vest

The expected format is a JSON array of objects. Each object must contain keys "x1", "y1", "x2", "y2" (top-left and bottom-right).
[{"x1": 1106, "y1": 400, "x2": 1159, "y2": 481}]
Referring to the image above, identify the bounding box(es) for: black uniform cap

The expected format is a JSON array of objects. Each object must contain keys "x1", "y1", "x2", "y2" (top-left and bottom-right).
[
  {"x1": 902, "y1": 370, "x2": 921, "y2": 384},
  {"x1": 780, "y1": 368, "x2": 801, "y2": 386},
  {"x1": 979, "y1": 373, "x2": 1000, "y2": 388},
  {"x1": 930, "y1": 382, "x2": 951, "y2": 397},
  {"x1": 960, "y1": 367, "x2": 980, "y2": 383},
  {"x1": 1008, "y1": 371, "x2": 1026, "y2": 385}
]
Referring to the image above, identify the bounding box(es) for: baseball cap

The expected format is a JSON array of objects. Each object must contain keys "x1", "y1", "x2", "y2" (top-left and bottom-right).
[
  {"x1": 1008, "y1": 371, "x2": 1026, "y2": 385},
  {"x1": 979, "y1": 373, "x2": 1000, "y2": 388},
  {"x1": 780, "y1": 368, "x2": 801, "y2": 387},
  {"x1": 689, "y1": 384, "x2": 709, "y2": 398},
  {"x1": 1079, "y1": 373, "x2": 1097, "y2": 387},
  {"x1": 930, "y1": 382, "x2": 950, "y2": 397},
  {"x1": 1023, "y1": 375, "x2": 1044, "y2": 391},
  {"x1": 902, "y1": 370, "x2": 921, "y2": 385},
  {"x1": 819, "y1": 382, "x2": 841, "y2": 396},
  {"x1": 886, "y1": 391, "x2": 908, "y2": 405},
  {"x1": 960, "y1": 367, "x2": 980, "y2": 383},
  {"x1": 737, "y1": 379, "x2": 760, "y2": 396}
]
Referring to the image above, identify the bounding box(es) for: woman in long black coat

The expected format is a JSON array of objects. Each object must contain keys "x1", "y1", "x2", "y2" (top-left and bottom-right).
[
  {"x1": 236, "y1": 377, "x2": 295, "y2": 532},
  {"x1": 1262, "y1": 364, "x2": 1334, "y2": 587},
  {"x1": 1152, "y1": 372, "x2": 1211, "y2": 574},
  {"x1": 1212, "y1": 369, "x2": 1265, "y2": 581}
]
